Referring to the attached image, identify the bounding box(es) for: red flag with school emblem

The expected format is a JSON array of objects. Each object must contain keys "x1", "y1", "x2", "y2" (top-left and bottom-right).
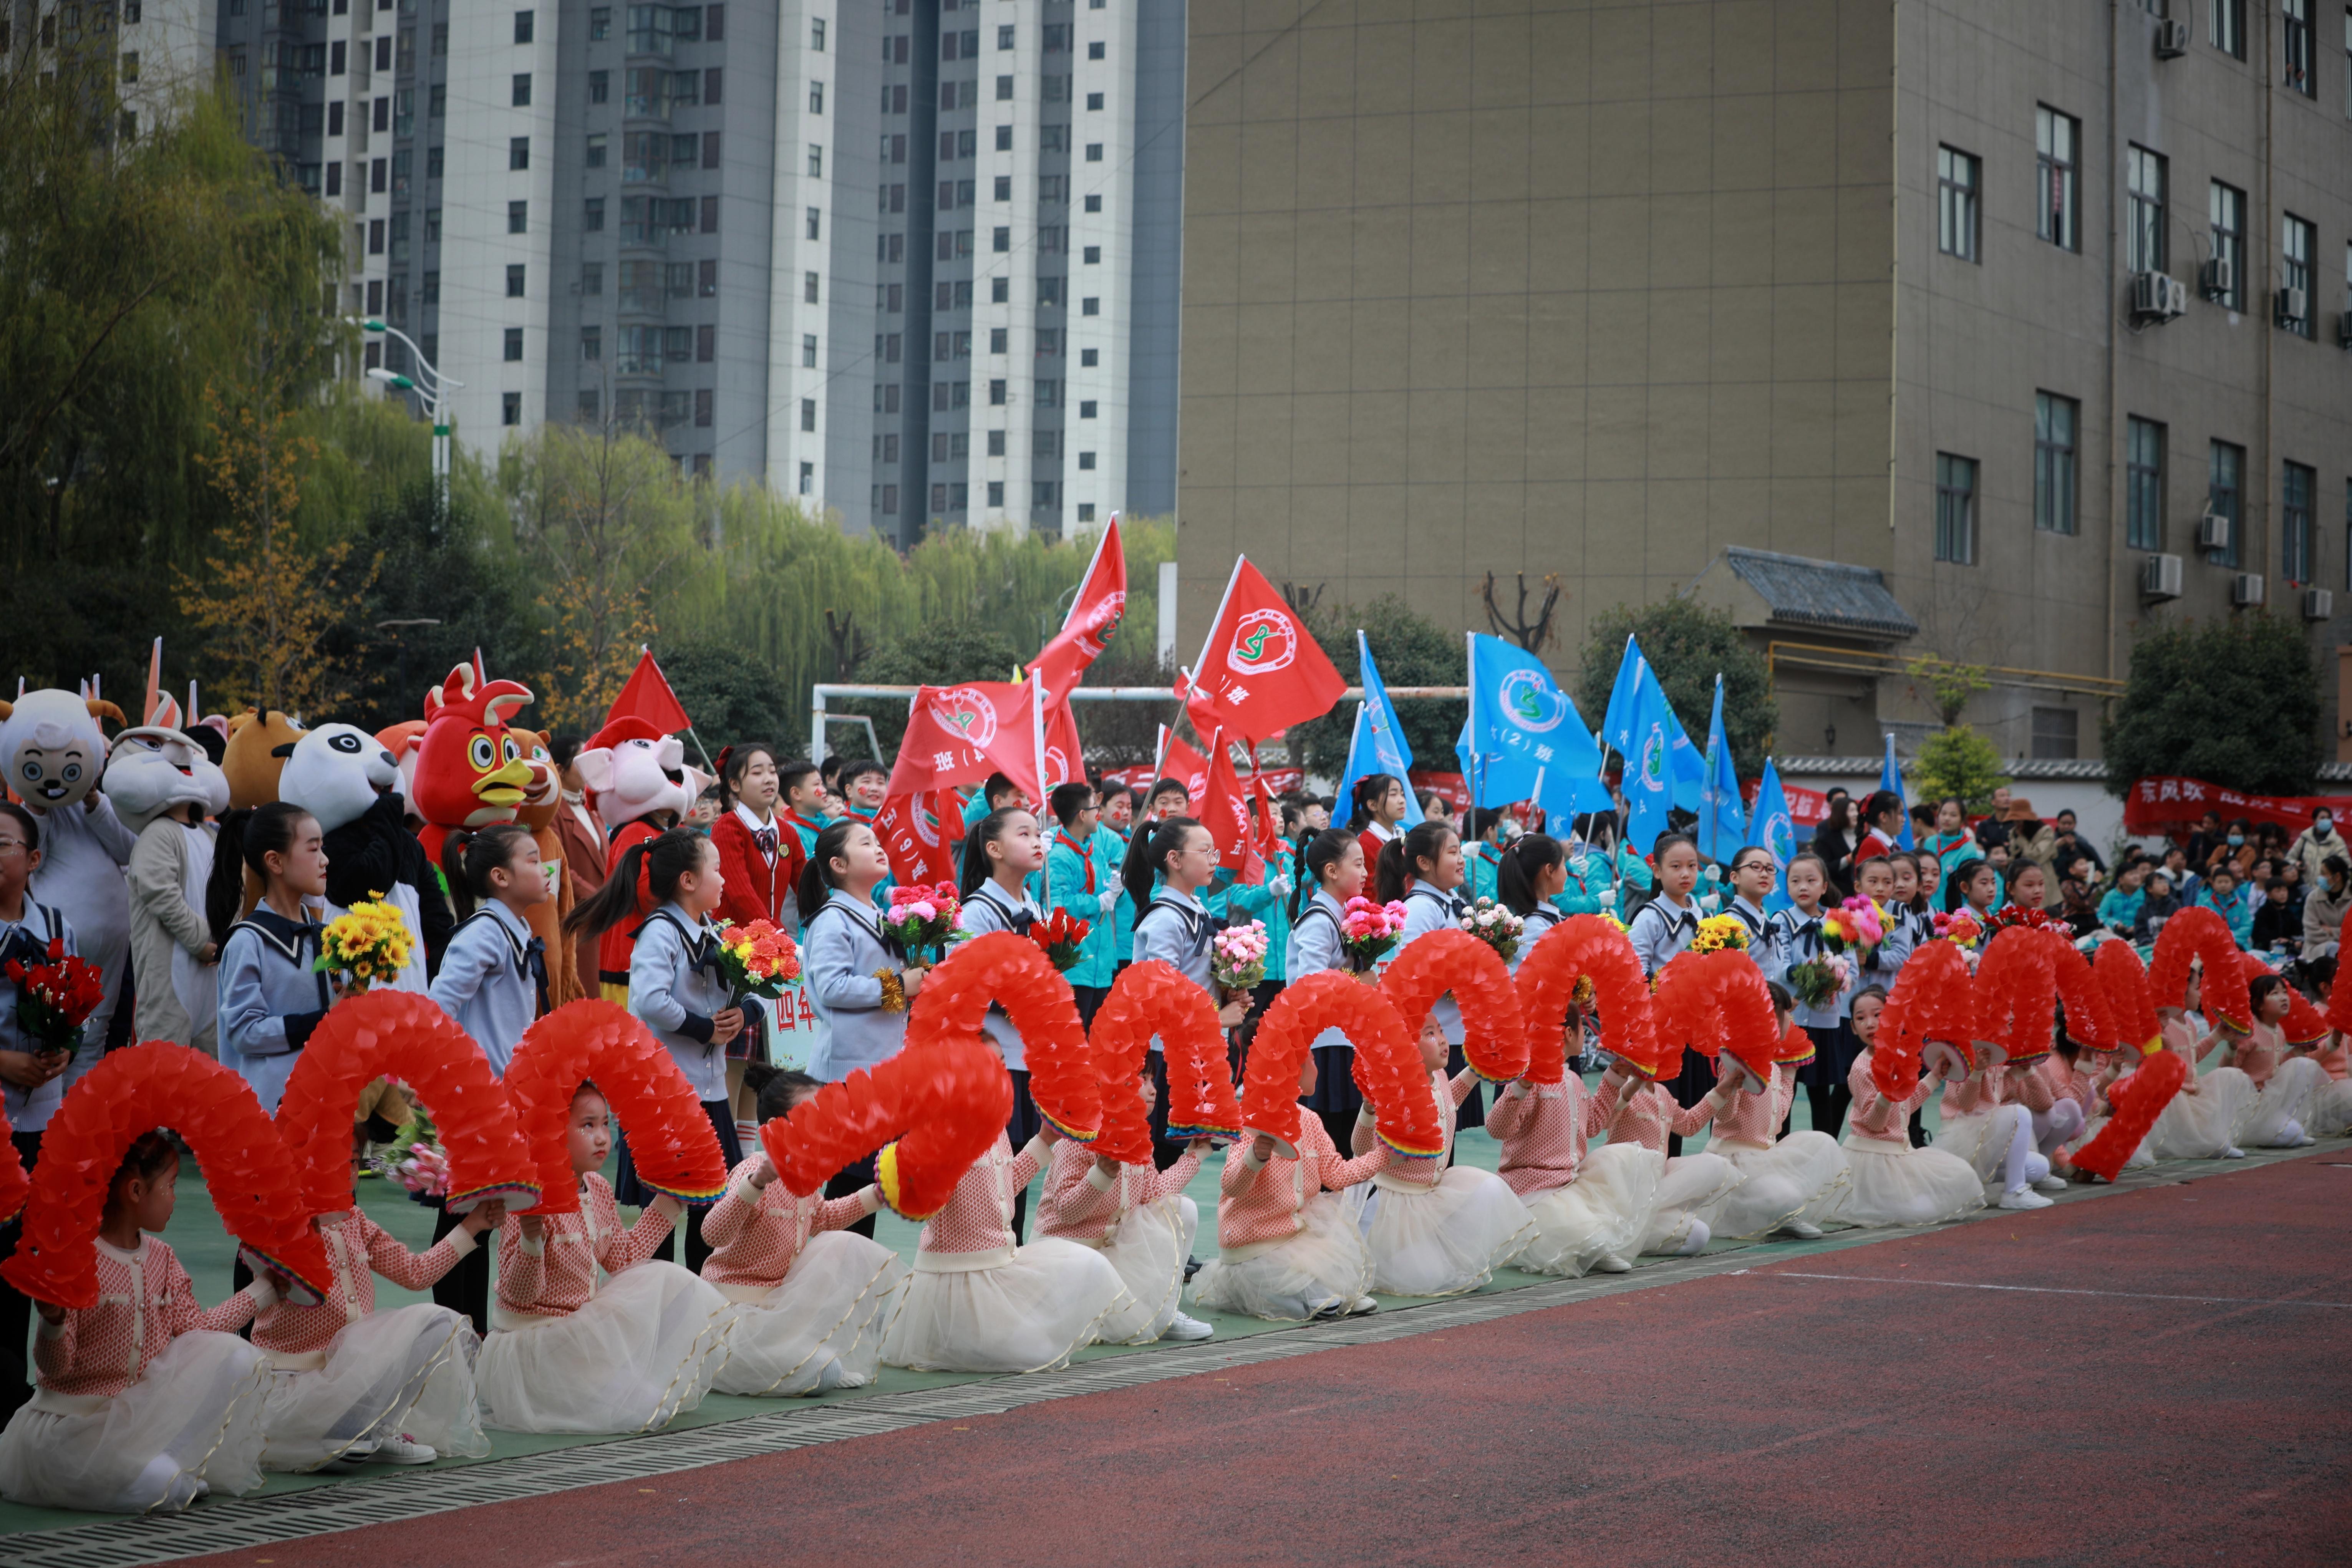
[
  {"x1": 872, "y1": 790, "x2": 965, "y2": 887},
  {"x1": 882, "y1": 682, "x2": 1043, "y2": 803},
  {"x1": 1198, "y1": 729, "x2": 1266, "y2": 885},
  {"x1": 1152, "y1": 726, "x2": 1210, "y2": 814},
  {"x1": 1030, "y1": 518, "x2": 1127, "y2": 701},
  {"x1": 1178, "y1": 558, "x2": 1346, "y2": 745},
  {"x1": 1040, "y1": 694, "x2": 1086, "y2": 792}
]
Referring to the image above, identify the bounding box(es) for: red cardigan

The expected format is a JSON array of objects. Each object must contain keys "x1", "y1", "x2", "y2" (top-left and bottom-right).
[{"x1": 709, "y1": 809, "x2": 798, "y2": 930}]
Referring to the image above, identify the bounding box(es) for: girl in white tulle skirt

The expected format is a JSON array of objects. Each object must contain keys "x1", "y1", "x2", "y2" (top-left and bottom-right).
[
  {"x1": 477, "y1": 1087, "x2": 730, "y2": 1434},
  {"x1": 2223, "y1": 976, "x2": 2327, "y2": 1148},
  {"x1": 881, "y1": 1129, "x2": 1127, "y2": 1374},
  {"x1": 1835, "y1": 988, "x2": 1984, "y2": 1228},
  {"x1": 1592, "y1": 1066, "x2": 1743, "y2": 1256},
  {"x1": 0, "y1": 1134, "x2": 276, "y2": 1514},
  {"x1": 1487, "y1": 1049, "x2": 1659, "y2": 1278},
  {"x1": 1696, "y1": 1000, "x2": 1850, "y2": 1241},
  {"x1": 2142, "y1": 976, "x2": 2255, "y2": 1159},
  {"x1": 1034, "y1": 1073, "x2": 1214, "y2": 1344},
  {"x1": 701, "y1": 1069, "x2": 908, "y2": 1395},
  {"x1": 1341, "y1": 1019, "x2": 1533, "y2": 1296}
]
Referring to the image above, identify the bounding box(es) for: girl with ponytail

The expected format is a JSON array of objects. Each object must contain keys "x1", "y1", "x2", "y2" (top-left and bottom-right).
[
  {"x1": 214, "y1": 804, "x2": 334, "y2": 1115},
  {"x1": 431, "y1": 825, "x2": 550, "y2": 1075},
  {"x1": 958, "y1": 805, "x2": 1052, "y2": 1236},
  {"x1": 1285, "y1": 828, "x2": 1372, "y2": 1147},
  {"x1": 1124, "y1": 815, "x2": 1245, "y2": 1167},
  {"x1": 1347, "y1": 773, "x2": 1408, "y2": 869},
  {"x1": 1495, "y1": 832, "x2": 1568, "y2": 971}
]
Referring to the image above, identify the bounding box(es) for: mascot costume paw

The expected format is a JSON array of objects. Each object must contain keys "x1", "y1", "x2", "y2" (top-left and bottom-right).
[
  {"x1": 280, "y1": 722, "x2": 446, "y2": 993},
  {"x1": 105, "y1": 673, "x2": 230, "y2": 1057},
  {"x1": 571, "y1": 716, "x2": 696, "y2": 1003},
  {"x1": 0, "y1": 685, "x2": 136, "y2": 1054}
]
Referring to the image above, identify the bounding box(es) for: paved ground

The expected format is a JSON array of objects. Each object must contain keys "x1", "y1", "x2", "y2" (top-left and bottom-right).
[{"x1": 152, "y1": 1152, "x2": 2352, "y2": 1568}]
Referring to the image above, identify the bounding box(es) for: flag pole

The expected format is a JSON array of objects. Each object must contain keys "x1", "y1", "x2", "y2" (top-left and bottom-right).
[
  {"x1": 1187, "y1": 557, "x2": 1247, "y2": 700},
  {"x1": 1032, "y1": 675, "x2": 1051, "y2": 913}
]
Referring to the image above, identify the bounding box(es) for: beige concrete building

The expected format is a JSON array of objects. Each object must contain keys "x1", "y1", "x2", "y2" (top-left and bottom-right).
[{"x1": 1175, "y1": 0, "x2": 2352, "y2": 760}]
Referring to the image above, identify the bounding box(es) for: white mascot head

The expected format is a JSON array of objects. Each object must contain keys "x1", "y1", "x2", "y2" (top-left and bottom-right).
[
  {"x1": 573, "y1": 715, "x2": 697, "y2": 828},
  {"x1": 278, "y1": 723, "x2": 402, "y2": 834},
  {"x1": 0, "y1": 688, "x2": 123, "y2": 810},
  {"x1": 102, "y1": 691, "x2": 231, "y2": 833}
]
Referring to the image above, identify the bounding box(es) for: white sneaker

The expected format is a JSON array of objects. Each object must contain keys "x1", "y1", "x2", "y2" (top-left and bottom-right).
[
  {"x1": 322, "y1": 1440, "x2": 381, "y2": 1470},
  {"x1": 2035, "y1": 1175, "x2": 2069, "y2": 1193},
  {"x1": 814, "y1": 1360, "x2": 849, "y2": 1392},
  {"x1": 1779, "y1": 1220, "x2": 1824, "y2": 1240},
  {"x1": 1160, "y1": 1312, "x2": 1214, "y2": 1342},
  {"x1": 1593, "y1": 1254, "x2": 1633, "y2": 1274},
  {"x1": 1676, "y1": 1221, "x2": 1711, "y2": 1256},
  {"x1": 370, "y1": 1436, "x2": 438, "y2": 1466},
  {"x1": 1348, "y1": 1296, "x2": 1380, "y2": 1316},
  {"x1": 1997, "y1": 1187, "x2": 2054, "y2": 1211},
  {"x1": 2221, "y1": 1146, "x2": 2247, "y2": 1159}
]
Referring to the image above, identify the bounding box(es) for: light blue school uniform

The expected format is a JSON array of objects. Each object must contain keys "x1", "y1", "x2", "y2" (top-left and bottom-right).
[
  {"x1": 1625, "y1": 891, "x2": 1700, "y2": 981},
  {"x1": 1397, "y1": 879, "x2": 1465, "y2": 1044},
  {"x1": 1762, "y1": 904, "x2": 1850, "y2": 1033},
  {"x1": 429, "y1": 900, "x2": 543, "y2": 1076},
  {"x1": 628, "y1": 902, "x2": 735, "y2": 1103},
  {"x1": 959, "y1": 879, "x2": 1040, "y2": 1070},
  {"x1": 804, "y1": 889, "x2": 912, "y2": 1081},
  {"x1": 1132, "y1": 886, "x2": 1215, "y2": 990},
  {"x1": 217, "y1": 906, "x2": 333, "y2": 1115},
  {"x1": 0, "y1": 899, "x2": 81, "y2": 1132},
  {"x1": 1286, "y1": 887, "x2": 1354, "y2": 1051}
]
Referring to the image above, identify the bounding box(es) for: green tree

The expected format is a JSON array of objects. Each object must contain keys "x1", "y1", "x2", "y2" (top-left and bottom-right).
[
  {"x1": 1575, "y1": 598, "x2": 1777, "y2": 776},
  {"x1": 1284, "y1": 595, "x2": 1467, "y2": 784},
  {"x1": 2103, "y1": 613, "x2": 2320, "y2": 797},
  {"x1": 844, "y1": 623, "x2": 1025, "y2": 755},
  {"x1": 657, "y1": 636, "x2": 797, "y2": 753},
  {"x1": 1911, "y1": 726, "x2": 2011, "y2": 813}
]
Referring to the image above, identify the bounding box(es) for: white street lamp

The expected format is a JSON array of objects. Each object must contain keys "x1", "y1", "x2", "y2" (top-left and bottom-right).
[{"x1": 349, "y1": 317, "x2": 464, "y2": 512}]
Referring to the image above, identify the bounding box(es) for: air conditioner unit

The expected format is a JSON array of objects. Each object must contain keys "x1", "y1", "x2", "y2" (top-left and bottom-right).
[
  {"x1": 2197, "y1": 508, "x2": 2232, "y2": 552},
  {"x1": 2201, "y1": 257, "x2": 2234, "y2": 301},
  {"x1": 2155, "y1": 18, "x2": 2190, "y2": 56},
  {"x1": 2305, "y1": 588, "x2": 2334, "y2": 622},
  {"x1": 2277, "y1": 285, "x2": 2308, "y2": 327},
  {"x1": 2142, "y1": 552, "x2": 2185, "y2": 600},
  {"x1": 2233, "y1": 573, "x2": 2266, "y2": 608},
  {"x1": 2130, "y1": 271, "x2": 2187, "y2": 322}
]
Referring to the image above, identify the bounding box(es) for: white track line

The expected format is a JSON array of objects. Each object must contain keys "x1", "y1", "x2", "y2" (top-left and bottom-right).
[{"x1": 1749, "y1": 1271, "x2": 2352, "y2": 1310}]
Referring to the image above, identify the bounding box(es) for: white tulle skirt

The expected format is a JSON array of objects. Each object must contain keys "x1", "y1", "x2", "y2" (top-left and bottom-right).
[
  {"x1": 1191, "y1": 1192, "x2": 1372, "y2": 1321},
  {"x1": 1637, "y1": 1150, "x2": 1741, "y2": 1255},
  {"x1": 476, "y1": 1261, "x2": 729, "y2": 1434},
  {"x1": 882, "y1": 1239, "x2": 1125, "y2": 1373},
  {"x1": 1700, "y1": 1133, "x2": 1850, "y2": 1239},
  {"x1": 1836, "y1": 1131, "x2": 1987, "y2": 1227},
  {"x1": 2073, "y1": 1112, "x2": 2156, "y2": 1171},
  {"x1": 1085, "y1": 1195, "x2": 1198, "y2": 1344},
  {"x1": 712, "y1": 1232, "x2": 910, "y2": 1396},
  {"x1": 2239, "y1": 1057, "x2": 2329, "y2": 1146},
  {"x1": 2144, "y1": 1067, "x2": 2256, "y2": 1158},
  {"x1": 2307, "y1": 1075, "x2": 2352, "y2": 1137},
  {"x1": 1935, "y1": 1106, "x2": 2036, "y2": 1193},
  {"x1": 1343, "y1": 1169, "x2": 1533, "y2": 1297},
  {"x1": 260, "y1": 1303, "x2": 487, "y2": 1471},
  {"x1": 0, "y1": 1331, "x2": 269, "y2": 1514},
  {"x1": 1517, "y1": 1143, "x2": 1661, "y2": 1277}
]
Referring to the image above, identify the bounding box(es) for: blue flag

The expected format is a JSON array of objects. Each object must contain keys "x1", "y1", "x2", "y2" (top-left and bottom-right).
[
  {"x1": 1748, "y1": 757, "x2": 1796, "y2": 914},
  {"x1": 1335, "y1": 632, "x2": 1422, "y2": 831},
  {"x1": 1461, "y1": 635, "x2": 1613, "y2": 822},
  {"x1": 1600, "y1": 633, "x2": 1644, "y2": 756},
  {"x1": 1879, "y1": 732, "x2": 1913, "y2": 849},
  {"x1": 1620, "y1": 659, "x2": 1678, "y2": 856},
  {"x1": 1700, "y1": 675, "x2": 1746, "y2": 864}
]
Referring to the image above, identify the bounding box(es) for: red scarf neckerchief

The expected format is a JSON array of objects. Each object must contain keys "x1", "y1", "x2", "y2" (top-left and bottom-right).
[{"x1": 1056, "y1": 831, "x2": 1095, "y2": 892}]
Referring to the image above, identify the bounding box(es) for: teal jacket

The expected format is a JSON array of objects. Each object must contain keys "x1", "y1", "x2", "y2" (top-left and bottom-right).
[
  {"x1": 1552, "y1": 847, "x2": 1617, "y2": 918},
  {"x1": 1038, "y1": 826, "x2": 1120, "y2": 988},
  {"x1": 1220, "y1": 875, "x2": 1291, "y2": 984},
  {"x1": 1464, "y1": 841, "x2": 1503, "y2": 909}
]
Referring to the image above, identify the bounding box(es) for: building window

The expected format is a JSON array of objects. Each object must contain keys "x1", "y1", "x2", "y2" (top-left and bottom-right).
[
  {"x1": 696, "y1": 323, "x2": 714, "y2": 361},
  {"x1": 799, "y1": 462, "x2": 814, "y2": 494},
  {"x1": 988, "y1": 379, "x2": 1007, "y2": 406},
  {"x1": 2211, "y1": 0, "x2": 2245, "y2": 58},
  {"x1": 512, "y1": 73, "x2": 532, "y2": 107},
  {"x1": 2209, "y1": 440, "x2": 2245, "y2": 568},
  {"x1": 581, "y1": 326, "x2": 601, "y2": 361},
  {"x1": 584, "y1": 197, "x2": 606, "y2": 232},
  {"x1": 2282, "y1": 214, "x2": 2315, "y2": 334},
  {"x1": 2285, "y1": 462, "x2": 2316, "y2": 583},
  {"x1": 882, "y1": 485, "x2": 898, "y2": 515},
  {"x1": 802, "y1": 334, "x2": 818, "y2": 368},
  {"x1": 586, "y1": 133, "x2": 607, "y2": 169},
  {"x1": 506, "y1": 264, "x2": 526, "y2": 298},
  {"x1": 2030, "y1": 707, "x2": 2079, "y2": 761},
  {"x1": 589, "y1": 7, "x2": 610, "y2": 40},
  {"x1": 2034, "y1": 105, "x2": 2079, "y2": 252},
  {"x1": 589, "y1": 69, "x2": 609, "y2": 104},
  {"x1": 2125, "y1": 145, "x2": 2166, "y2": 272},
  {"x1": 807, "y1": 206, "x2": 822, "y2": 240},
  {"x1": 695, "y1": 389, "x2": 713, "y2": 428},
  {"x1": 1079, "y1": 399, "x2": 1097, "y2": 418},
  {"x1": 578, "y1": 390, "x2": 601, "y2": 424},
  {"x1": 996, "y1": 124, "x2": 1013, "y2": 151},
  {"x1": 808, "y1": 81, "x2": 824, "y2": 113},
  {"x1": 503, "y1": 328, "x2": 524, "y2": 362},
  {"x1": 502, "y1": 391, "x2": 522, "y2": 426},
  {"x1": 2123, "y1": 418, "x2": 2165, "y2": 550},
  {"x1": 2034, "y1": 391, "x2": 2078, "y2": 534},
  {"x1": 1934, "y1": 453, "x2": 1977, "y2": 564},
  {"x1": 810, "y1": 18, "x2": 824, "y2": 51},
  {"x1": 1078, "y1": 451, "x2": 1097, "y2": 471},
  {"x1": 986, "y1": 481, "x2": 1004, "y2": 507},
  {"x1": 2285, "y1": 0, "x2": 2316, "y2": 93},
  {"x1": 514, "y1": 9, "x2": 534, "y2": 44},
  {"x1": 1082, "y1": 245, "x2": 1100, "y2": 264},
  {"x1": 2209, "y1": 181, "x2": 2246, "y2": 308},
  {"x1": 1087, "y1": 92, "x2": 1103, "y2": 110},
  {"x1": 509, "y1": 136, "x2": 530, "y2": 171},
  {"x1": 508, "y1": 200, "x2": 528, "y2": 234},
  {"x1": 1936, "y1": 146, "x2": 1979, "y2": 261}
]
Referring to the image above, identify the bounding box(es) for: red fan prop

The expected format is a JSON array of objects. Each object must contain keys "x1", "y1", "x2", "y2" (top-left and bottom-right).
[
  {"x1": 1088, "y1": 961, "x2": 1239, "y2": 1156},
  {"x1": 2045, "y1": 933, "x2": 2117, "y2": 1051},
  {"x1": 2329, "y1": 913, "x2": 2352, "y2": 1036},
  {"x1": 276, "y1": 990, "x2": 539, "y2": 1216},
  {"x1": 1, "y1": 1044, "x2": 334, "y2": 1309},
  {"x1": 759, "y1": 1035, "x2": 1012, "y2": 1221},
  {"x1": 2148, "y1": 906, "x2": 2251, "y2": 1031},
  {"x1": 907, "y1": 931, "x2": 1101, "y2": 1145},
  {"x1": 0, "y1": 1097, "x2": 29, "y2": 1225},
  {"x1": 2239, "y1": 951, "x2": 2331, "y2": 1046},
  {"x1": 1377, "y1": 929, "x2": 1530, "y2": 1084},
  {"x1": 1974, "y1": 927, "x2": 2059, "y2": 1067},
  {"x1": 2093, "y1": 938, "x2": 2163, "y2": 1054},
  {"x1": 1240, "y1": 973, "x2": 1441, "y2": 1160},
  {"x1": 504, "y1": 1001, "x2": 727, "y2": 1215},
  {"x1": 2070, "y1": 1048, "x2": 2189, "y2": 1182},
  {"x1": 1512, "y1": 916, "x2": 1663, "y2": 1083},
  {"x1": 1873, "y1": 940, "x2": 1977, "y2": 1102},
  {"x1": 1651, "y1": 951, "x2": 1780, "y2": 1086}
]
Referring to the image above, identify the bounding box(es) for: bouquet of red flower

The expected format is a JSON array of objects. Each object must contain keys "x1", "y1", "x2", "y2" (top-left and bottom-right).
[
  {"x1": 882, "y1": 882, "x2": 965, "y2": 963},
  {"x1": 1028, "y1": 908, "x2": 1092, "y2": 972},
  {"x1": 1985, "y1": 903, "x2": 2054, "y2": 936},
  {"x1": 714, "y1": 918, "x2": 801, "y2": 1002},
  {"x1": 3, "y1": 940, "x2": 104, "y2": 1063}
]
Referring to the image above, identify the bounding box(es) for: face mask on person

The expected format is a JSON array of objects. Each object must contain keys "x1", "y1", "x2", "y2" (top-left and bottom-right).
[
  {"x1": 2228, "y1": 834, "x2": 2244, "y2": 847},
  {"x1": 2317, "y1": 817, "x2": 2334, "y2": 835}
]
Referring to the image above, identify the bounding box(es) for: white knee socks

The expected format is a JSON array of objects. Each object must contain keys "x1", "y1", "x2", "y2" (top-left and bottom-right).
[{"x1": 2034, "y1": 1100, "x2": 2085, "y2": 1160}]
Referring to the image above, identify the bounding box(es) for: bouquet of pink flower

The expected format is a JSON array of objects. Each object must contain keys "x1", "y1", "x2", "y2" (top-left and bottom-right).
[
  {"x1": 1784, "y1": 952, "x2": 1853, "y2": 1011},
  {"x1": 882, "y1": 882, "x2": 964, "y2": 963},
  {"x1": 1210, "y1": 919, "x2": 1268, "y2": 1003},
  {"x1": 1339, "y1": 896, "x2": 1409, "y2": 973},
  {"x1": 713, "y1": 918, "x2": 801, "y2": 1002},
  {"x1": 392, "y1": 1138, "x2": 451, "y2": 1200},
  {"x1": 1821, "y1": 896, "x2": 1886, "y2": 966}
]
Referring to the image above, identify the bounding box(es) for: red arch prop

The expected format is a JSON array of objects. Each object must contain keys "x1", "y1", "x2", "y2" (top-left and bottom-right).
[
  {"x1": 0, "y1": 1097, "x2": 28, "y2": 1225},
  {"x1": 276, "y1": 990, "x2": 539, "y2": 1216},
  {"x1": 907, "y1": 931, "x2": 1102, "y2": 1145},
  {"x1": 1974, "y1": 927, "x2": 2059, "y2": 1066},
  {"x1": 2148, "y1": 906, "x2": 2251, "y2": 1030},
  {"x1": 758, "y1": 1035, "x2": 1012, "y2": 1222},
  {"x1": 2093, "y1": 938, "x2": 2162, "y2": 1053},
  {"x1": 1873, "y1": 940, "x2": 1977, "y2": 1102},
  {"x1": 1512, "y1": 916, "x2": 1662, "y2": 1083},
  {"x1": 1651, "y1": 951, "x2": 1780, "y2": 1084},
  {"x1": 504, "y1": 1000, "x2": 727, "y2": 1215},
  {"x1": 1087, "y1": 961, "x2": 1239, "y2": 1157},
  {"x1": 1241, "y1": 973, "x2": 1442, "y2": 1160},
  {"x1": 0, "y1": 1044, "x2": 334, "y2": 1308},
  {"x1": 2070, "y1": 1049, "x2": 2188, "y2": 1182},
  {"x1": 2045, "y1": 933, "x2": 2117, "y2": 1051},
  {"x1": 1377, "y1": 929, "x2": 1530, "y2": 1084}
]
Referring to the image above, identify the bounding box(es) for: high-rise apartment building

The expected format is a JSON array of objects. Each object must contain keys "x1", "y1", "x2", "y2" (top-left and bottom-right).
[
  {"x1": 205, "y1": 0, "x2": 1180, "y2": 542},
  {"x1": 1176, "y1": 0, "x2": 2352, "y2": 757}
]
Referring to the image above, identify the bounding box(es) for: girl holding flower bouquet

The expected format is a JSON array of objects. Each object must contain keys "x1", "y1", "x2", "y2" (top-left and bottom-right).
[
  {"x1": 1287, "y1": 828, "x2": 1381, "y2": 1146},
  {"x1": 214, "y1": 803, "x2": 337, "y2": 1116},
  {"x1": 1496, "y1": 833, "x2": 1569, "y2": 970},
  {"x1": 1629, "y1": 834, "x2": 1710, "y2": 1146},
  {"x1": 1763, "y1": 852, "x2": 1855, "y2": 1137},
  {"x1": 1125, "y1": 817, "x2": 1246, "y2": 1166},
  {"x1": 0, "y1": 801, "x2": 86, "y2": 1140},
  {"x1": 959, "y1": 806, "x2": 1053, "y2": 1237},
  {"x1": 1379, "y1": 821, "x2": 1485, "y2": 1128}
]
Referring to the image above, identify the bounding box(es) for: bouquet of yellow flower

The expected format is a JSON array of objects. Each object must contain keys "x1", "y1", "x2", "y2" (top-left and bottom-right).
[
  {"x1": 1689, "y1": 913, "x2": 1752, "y2": 955},
  {"x1": 313, "y1": 897, "x2": 413, "y2": 994},
  {"x1": 714, "y1": 918, "x2": 801, "y2": 1003}
]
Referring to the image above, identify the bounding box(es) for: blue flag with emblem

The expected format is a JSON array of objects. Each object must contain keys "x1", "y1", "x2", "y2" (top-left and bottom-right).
[
  {"x1": 1620, "y1": 655, "x2": 1678, "y2": 855},
  {"x1": 1700, "y1": 674, "x2": 1746, "y2": 864},
  {"x1": 1879, "y1": 731, "x2": 1913, "y2": 849},
  {"x1": 1461, "y1": 635, "x2": 1614, "y2": 821},
  {"x1": 1600, "y1": 633, "x2": 1644, "y2": 757},
  {"x1": 1335, "y1": 632, "x2": 1423, "y2": 831},
  {"x1": 1748, "y1": 756, "x2": 1796, "y2": 914}
]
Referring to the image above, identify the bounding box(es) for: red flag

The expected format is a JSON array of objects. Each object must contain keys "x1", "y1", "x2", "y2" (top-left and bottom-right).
[
  {"x1": 607, "y1": 648, "x2": 693, "y2": 734},
  {"x1": 1199, "y1": 730, "x2": 1265, "y2": 885},
  {"x1": 883, "y1": 682, "x2": 1043, "y2": 803},
  {"x1": 1153, "y1": 726, "x2": 1210, "y2": 815},
  {"x1": 874, "y1": 790, "x2": 965, "y2": 887},
  {"x1": 1029, "y1": 518, "x2": 1127, "y2": 700},
  {"x1": 1041, "y1": 696, "x2": 1086, "y2": 792},
  {"x1": 1249, "y1": 769, "x2": 1287, "y2": 870},
  {"x1": 1180, "y1": 559, "x2": 1345, "y2": 744}
]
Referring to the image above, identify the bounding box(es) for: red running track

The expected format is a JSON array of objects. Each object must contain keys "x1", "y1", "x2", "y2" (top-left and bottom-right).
[{"x1": 175, "y1": 1157, "x2": 2352, "y2": 1567}]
